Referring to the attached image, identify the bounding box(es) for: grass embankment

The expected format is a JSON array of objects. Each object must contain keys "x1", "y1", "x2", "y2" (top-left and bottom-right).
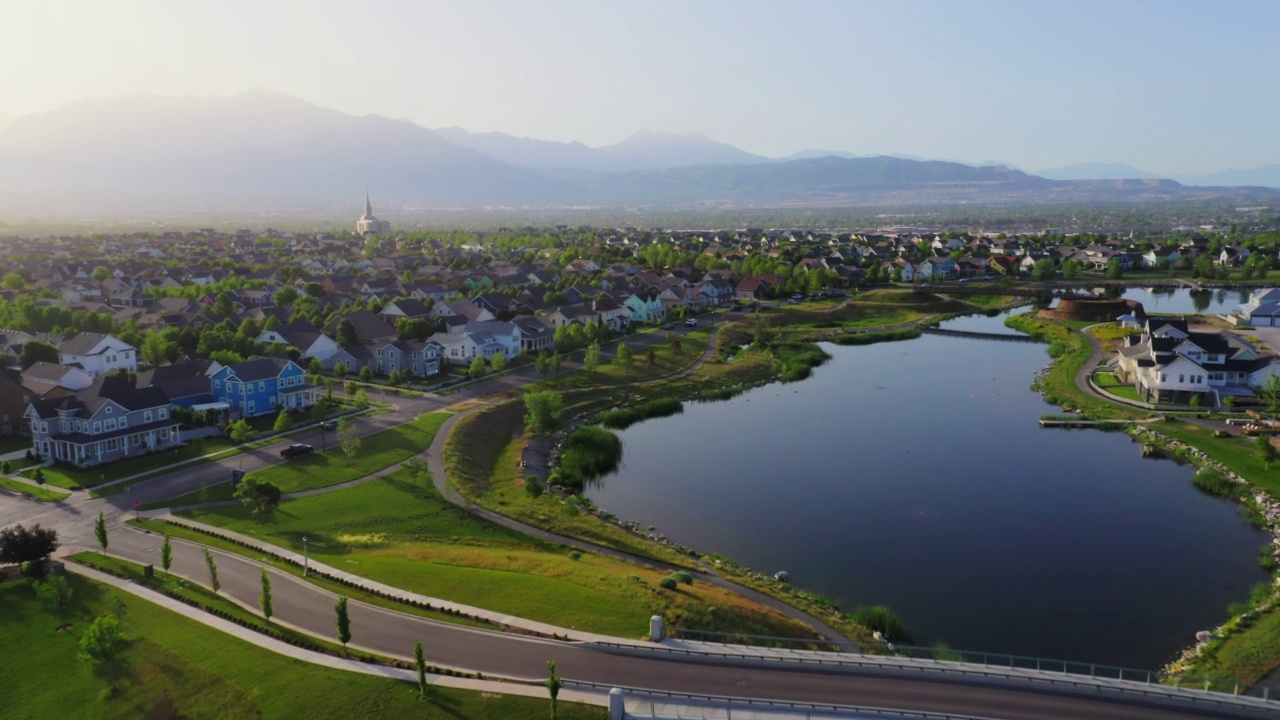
[
  {"x1": 1148, "y1": 419, "x2": 1280, "y2": 498},
  {"x1": 150, "y1": 412, "x2": 450, "y2": 508},
  {"x1": 179, "y1": 461, "x2": 817, "y2": 639},
  {"x1": 1, "y1": 570, "x2": 602, "y2": 720},
  {"x1": 1004, "y1": 313, "x2": 1144, "y2": 420},
  {"x1": 536, "y1": 329, "x2": 711, "y2": 392},
  {"x1": 831, "y1": 327, "x2": 923, "y2": 346},
  {"x1": 1179, "y1": 600, "x2": 1280, "y2": 691},
  {"x1": 0, "y1": 476, "x2": 71, "y2": 501}
]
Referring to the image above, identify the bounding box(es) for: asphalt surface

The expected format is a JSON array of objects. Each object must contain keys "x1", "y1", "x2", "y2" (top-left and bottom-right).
[{"x1": 2, "y1": 308, "x2": 1273, "y2": 719}]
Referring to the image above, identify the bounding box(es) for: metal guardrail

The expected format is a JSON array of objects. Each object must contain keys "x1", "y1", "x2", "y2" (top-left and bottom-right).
[
  {"x1": 666, "y1": 628, "x2": 1254, "y2": 694},
  {"x1": 565, "y1": 679, "x2": 996, "y2": 720},
  {"x1": 584, "y1": 640, "x2": 1279, "y2": 714}
]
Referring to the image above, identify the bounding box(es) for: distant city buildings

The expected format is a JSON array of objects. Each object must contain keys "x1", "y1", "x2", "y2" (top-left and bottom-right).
[{"x1": 356, "y1": 191, "x2": 391, "y2": 236}]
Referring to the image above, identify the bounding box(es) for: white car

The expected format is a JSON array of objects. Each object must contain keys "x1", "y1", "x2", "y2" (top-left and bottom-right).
[{"x1": 684, "y1": 318, "x2": 698, "y2": 327}]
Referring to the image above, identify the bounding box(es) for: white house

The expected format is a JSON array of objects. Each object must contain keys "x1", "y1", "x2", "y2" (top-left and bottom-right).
[
  {"x1": 255, "y1": 322, "x2": 341, "y2": 363},
  {"x1": 56, "y1": 333, "x2": 137, "y2": 378}
]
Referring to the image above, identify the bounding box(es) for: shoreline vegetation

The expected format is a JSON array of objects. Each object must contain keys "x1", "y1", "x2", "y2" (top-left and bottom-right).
[{"x1": 1007, "y1": 311, "x2": 1280, "y2": 689}]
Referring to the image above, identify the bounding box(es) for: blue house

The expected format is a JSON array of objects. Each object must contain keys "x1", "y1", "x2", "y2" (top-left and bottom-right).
[{"x1": 209, "y1": 358, "x2": 315, "y2": 418}]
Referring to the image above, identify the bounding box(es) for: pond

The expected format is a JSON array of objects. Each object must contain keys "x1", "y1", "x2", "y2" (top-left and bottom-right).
[{"x1": 586, "y1": 306, "x2": 1269, "y2": 669}]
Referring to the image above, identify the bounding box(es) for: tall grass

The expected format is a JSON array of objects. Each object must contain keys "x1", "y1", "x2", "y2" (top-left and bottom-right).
[
  {"x1": 1191, "y1": 467, "x2": 1247, "y2": 499},
  {"x1": 773, "y1": 342, "x2": 831, "y2": 382},
  {"x1": 831, "y1": 327, "x2": 923, "y2": 345},
  {"x1": 556, "y1": 425, "x2": 623, "y2": 490},
  {"x1": 600, "y1": 397, "x2": 683, "y2": 429},
  {"x1": 848, "y1": 605, "x2": 913, "y2": 644}
]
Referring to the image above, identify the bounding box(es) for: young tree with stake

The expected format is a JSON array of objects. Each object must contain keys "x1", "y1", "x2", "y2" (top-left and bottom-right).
[
  {"x1": 260, "y1": 567, "x2": 273, "y2": 622},
  {"x1": 203, "y1": 548, "x2": 220, "y2": 595},
  {"x1": 160, "y1": 534, "x2": 173, "y2": 575},
  {"x1": 546, "y1": 660, "x2": 563, "y2": 719},
  {"x1": 94, "y1": 511, "x2": 108, "y2": 556},
  {"x1": 336, "y1": 596, "x2": 351, "y2": 654},
  {"x1": 414, "y1": 639, "x2": 428, "y2": 699}
]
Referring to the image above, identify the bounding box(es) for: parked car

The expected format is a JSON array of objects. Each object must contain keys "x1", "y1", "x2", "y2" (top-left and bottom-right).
[
  {"x1": 684, "y1": 318, "x2": 698, "y2": 327},
  {"x1": 280, "y1": 443, "x2": 314, "y2": 459},
  {"x1": 322, "y1": 420, "x2": 337, "y2": 430}
]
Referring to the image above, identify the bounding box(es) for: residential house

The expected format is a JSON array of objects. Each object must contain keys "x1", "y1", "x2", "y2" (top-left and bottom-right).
[
  {"x1": 21, "y1": 361, "x2": 94, "y2": 397},
  {"x1": 26, "y1": 376, "x2": 180, "y2": 467},
  {"x1": 375, "y1": 339, "x2": 442, "y2": 378},
  {"x1": 323, "y1": 311, "x2": 398, "y2": 346},
  {"x1": 622, "y1": 290, "x2": 667, "y2": 324},
  {"x1": 1115, "y1": 319, "x2": 1280, "y2": 406},
  {"x1": 255, "y1": 322, "x2": 341, "y2": 363},
  {"x1": 56, "y1": 333, "x2": 138, "y2": 378},
  {"x1": 209, "y1": 358, "x2": 315, "y2": 418},
  {"x1": 136, "y1": 360, "x2": 213, "y2": 409}
]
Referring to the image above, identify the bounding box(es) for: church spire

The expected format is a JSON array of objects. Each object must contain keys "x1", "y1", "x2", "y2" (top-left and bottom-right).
[{"x1": 363, "y1": 189, "x2": 373, "y2": 219}]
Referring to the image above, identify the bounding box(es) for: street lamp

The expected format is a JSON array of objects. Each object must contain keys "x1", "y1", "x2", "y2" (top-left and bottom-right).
[{"x1": 303, "y1": 536, "x2": 309, "y2": 577}]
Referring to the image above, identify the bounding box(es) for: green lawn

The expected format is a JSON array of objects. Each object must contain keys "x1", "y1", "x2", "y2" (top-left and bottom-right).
[
  {"x1": 0, "y1": 434, "x2": 32, "y2": 454},
  {"x1": 0, "y1": 476, "x2": 70, "y2": 501},
  {"x1": 0, "y1": 570, "x2": 603, "y2": 720},
  {"x1": 1094, "y1": 372, "x2": 1122, "y2": 386},
  {"x1": 1150, "y1": 419, "x2": 1280, "y2": 497},
  {"x1": 230, "y1": 412, "x2": 448, "y2": 495},
  {"x1": 1102, "y1": 385, "x2": 1143, "y2": 402},
  {"x1": 176, "y1": 465, "x2": 815, "y2": 639},
  {"x1": 21, "y1": 436, "x2": 238, "y2": 490},
  {"x1": 1182, "y1": 604, "x2": 1280, "y2": 689}
]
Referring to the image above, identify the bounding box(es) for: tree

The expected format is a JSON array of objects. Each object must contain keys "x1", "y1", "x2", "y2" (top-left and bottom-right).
[
  {"x1": 36, "y1": 574, "x2": 74, "y2": 616},
  {"x1": 333, "y1": 360, "x2": 349, "y2": 377},
  {"x1": 78, "y1": 614, "x2": 127, "y2": 665},
  {"x1": 19, "y1": 339, "x2": 58, "y2": 369},
  {"x1": 645, "y1": 349, "x2": 656, "y2": 366},
  {"x1": 1258, "y1": 434, "x2": 1276, "y2": 470},
  {"x1": 414, "y1": 639, "x2": 428, "y2": 699},
  {"x1": 468, "y1": 356, "x2": 487, "y2": 378},
  {"x1": 546, "y1": 660, "x2": 563, "y2": 720},
  {"x1": 613, "y1": 342, "x2": 633, "y2": 366},
  {"x1": 1032, "y1": 258, "x2": 1056, "y2": 282},
  {"x1": 336, "y1": 318, "x2": 359, "y2": 347},
  {"x1": 94, "y1": 512, "x2": 109, "y2": 556},
  {"x1": 582, "y1": 341, "x2": 601, "y2": 370},
  {"x1": 336, "y1": 596, "x2": 352, "y2": 653},
  {"x1": 491, "y1": 351, "x2": 508, "y2": 372},
  {"x1": 141, "y1": 332, "x2": 179, "y2": 367},
  {"x1": 234, "y1": 476, "x2": 282, "y2": 515},
  {"x1": 311, "y1": 398, "x2": 332, "y2": 425},
  {"x1": 524, "y1": 392, "x2": 564, "y2": 434},
  {"x1": 359, "y1": 365, "x2": 374, "y2": 382},
  {"x1": 308, "y1": 357, "x2": 323, "y2": 375},
  {"x1": 274, "y1": 286, "x2": 299, "y2": 306},
  {"x1": 338, "y1": 417, "x2": 361, "y2": 460},
  {"x1": 1105, "y1": 259, "x2": 1124, "y2": 280},
  {"x1": 1256, "y1": 374, "x2": 1280, "y2": 419},
  {"x1": 550, "y1": 352, "x2": 563, "y2": 372},
  {"x1": 1, "y1": 272, "x2": 28, "y2": 290},
  {"x1": 160, "y1": 534, "x2": 173, "y2": 575},
  {"x1": 354, "y1": 389, "x2": 371, "y2": 408},
  {"x1": 32, "y1": 468, "x2": 45, "y2": 487},
  {"x1": 0, "y1": 524, "x2": 59, "y2": 566},
  {"x1": 228, "y1": 419, "x2": 253, "y2": 443},
  {"x1": 213, "y1": 293, "x2": 235, "y2": 316},
  {"x1": 260, "y1": 567, "x2": 274, "y2": 623},
  {"x1": 272, "y1": 409, "x2": 293, "y2": 433},
  {"x1": 203, "y1": 548, "x2": 220, "y2": 595},
  {"x1": 535, "y1": 353, "x2": 551, "y2": 376},
  {"x1": 91, "y1": 266, "x2": 112, "y2": 282}
]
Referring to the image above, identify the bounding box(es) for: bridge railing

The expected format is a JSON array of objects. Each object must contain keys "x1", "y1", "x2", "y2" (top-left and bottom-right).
[
  {"x1": 564, "y1": 679, "x2": 992, "y2": 719},
  {"x1": 662, "y1": 628, "x2": 1259, "y2": 697}
]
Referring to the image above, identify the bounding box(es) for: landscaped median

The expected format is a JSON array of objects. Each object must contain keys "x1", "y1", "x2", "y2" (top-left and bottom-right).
[{"x1": 6, "y1": 559, "x2": 602, "y2": 719}]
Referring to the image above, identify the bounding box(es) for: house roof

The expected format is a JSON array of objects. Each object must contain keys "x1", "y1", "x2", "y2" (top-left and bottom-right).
[
  {"x1": 57, "y1": 332, "x2": 114, "y2": 356},
  {"x1": 29, "y1": 376, "x2": 169, "y2": 420},
  {"x1": 223, "y1": 357, "x2": 295, "y2": 382}
]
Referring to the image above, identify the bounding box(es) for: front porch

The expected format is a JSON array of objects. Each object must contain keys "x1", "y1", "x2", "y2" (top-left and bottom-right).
[{"x1": 39, "y1": 423, "x2": 183, "y2": 468}]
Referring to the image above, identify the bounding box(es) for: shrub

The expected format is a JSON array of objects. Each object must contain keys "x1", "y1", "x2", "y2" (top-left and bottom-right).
[
  {"x1": 568, "y1": 551, "x2": 582, "y2": 561},
  {"x1": 673, "y1": 570, "x2": 694, "y2": 586},
  {"x1": 658, "y1": 577, "x2": 679, "y2": 590},
  {"x1": 524, "y1": 476, "x2": 544, "y2": 499},
  {"x1": 849, "y1": 605, "x2": 912, "y2": 643}
]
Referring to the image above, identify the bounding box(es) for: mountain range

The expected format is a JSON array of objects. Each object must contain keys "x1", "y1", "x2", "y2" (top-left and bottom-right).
[
  {"x1": 0, "y1": 90, "x2": 1276, "y2": 214},
  {"x1": 1036, "y1": 161, "x2": 1280, "y2": 188}
]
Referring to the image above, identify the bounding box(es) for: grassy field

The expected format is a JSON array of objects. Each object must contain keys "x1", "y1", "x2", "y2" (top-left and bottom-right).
[
  {"x1": 1005, "y1": 313, "x2": 1145, "y2": 420},
  {"x1": 177, "y1": 462, "x2": 819, "y2": 639},
  {"x1": 1181, "y1": 604, "x2": 1280, "y2": 689},
  {"x1": 534, "y1": 329, "x2": 711, "y2": 392},
  {"x1": 0, "y1": 571, "x2": 603, "y2": 720},
  {"x1": 0, "y1": 476, "x2": 71, "y2": 501},
  {"x1": 1148, "y1": 419, "x2": 1280, "y2": 498}
]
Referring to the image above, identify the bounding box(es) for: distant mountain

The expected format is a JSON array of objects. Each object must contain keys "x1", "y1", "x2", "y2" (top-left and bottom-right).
[
  {"x1": 1174, "y1": 165, "x2": 1280, "y2": 189},
  {"x1": 775, "y1": 149, "x2": 868, "y2": 162},
  {"x1": 1034, "y1": 162, "x2": 1158, "y2": 181},
  {"x1": 432, "y1": 127, "x2": 607, "y2": 170},
  {"x1": 0, "y1": 90, "x2": 1275, "y2": 213},
  {"x1": 581, "y1": 155, "x2": 1048, "y2": 205},
  {"x1": 0, "y1": 90, "x2": 564, "y2": 205},
  {"x1": 594, "y1": 130, "x2": 770, "y2": 170}
]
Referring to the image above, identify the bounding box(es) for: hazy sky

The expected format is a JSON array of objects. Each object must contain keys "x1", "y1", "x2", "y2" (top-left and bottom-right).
[{"x1": 2, "y1": 0, "x2": 1277, "y2": 174}]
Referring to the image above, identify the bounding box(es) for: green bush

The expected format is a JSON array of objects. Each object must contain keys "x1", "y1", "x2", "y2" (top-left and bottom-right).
[
  {"x1": 524, "y1": 475, "x2": 543, "y2": 499},
  {"x1": 673, "y1": 570, "x2": 694, "y2": 586},
  {"x1": 1191, "y1": 467, "x2": 1245, "y2": 499},
  {"x1": 849, "y1": 605, "x2": 912, "y2": 643},
  {"x1": 658, "y1": 577, "x2": 678, "y2": 590}
]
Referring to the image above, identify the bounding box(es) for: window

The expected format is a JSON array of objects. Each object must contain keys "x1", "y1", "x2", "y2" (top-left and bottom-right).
[
  {"x1": 158, "y1": 407, "x2": 167, "y2": 420},
  {"x1": 214, "y1": 380, "x2": 220, "y2": 389},
  {"x1": 248, "y1": 401, "x2": 256, "y2": 414},
  {"x1": 144, "y1": 410, "x2": 153, "y2": 423},
  {"x1": 93, "y1": 421, "x2": 101, "y2": 433},
  {"x1": 1179, "y1": 374, "x2": 1184, "y2": 383},
  {"x1": 119, "y1": 417, "x2": 127, "y2": 428},
  {"x1": 159, "y1": 428, "x2": 169, "y2": 440},
  {"x1": 105, "y1": 419, "x2": 116, "y2": 431},
  {"x1": 258, "y1": 382, "x2": 266, "y2": 393},
  {"x1": 105, "y1": 406, "x2": 113, "y2": 413}
]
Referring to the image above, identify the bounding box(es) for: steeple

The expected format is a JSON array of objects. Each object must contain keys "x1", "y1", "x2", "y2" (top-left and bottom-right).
[{"x1": 362, "y1": 189, "x2": 374, "y2": 220}]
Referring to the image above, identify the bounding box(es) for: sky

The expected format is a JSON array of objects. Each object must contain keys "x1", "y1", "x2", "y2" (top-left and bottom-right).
[{"x1": 1, "y1": 0, "x2": 1277, "y2": 175}]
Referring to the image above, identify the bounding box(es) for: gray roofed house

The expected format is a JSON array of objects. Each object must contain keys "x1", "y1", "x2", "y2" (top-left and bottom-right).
[
  {"x1": 323, "y1": 311, "x2": 398, "y2": 345},
  {"x1": 26, "y1": 376, "x2": 181, "y2": 467}
]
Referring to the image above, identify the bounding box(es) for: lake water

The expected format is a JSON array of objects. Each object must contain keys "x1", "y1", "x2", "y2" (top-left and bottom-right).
[
  {"x1": 1120, "y1": 287, "x2": 1248, "y2": 316},
  {"x1": 587, "y1": 305, "x2": 1269, "y2": 669}
]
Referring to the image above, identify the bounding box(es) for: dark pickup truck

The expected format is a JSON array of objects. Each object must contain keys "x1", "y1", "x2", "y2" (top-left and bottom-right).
[{"x1": 280, "y1": 443, "x2": 314, "y2": 459}]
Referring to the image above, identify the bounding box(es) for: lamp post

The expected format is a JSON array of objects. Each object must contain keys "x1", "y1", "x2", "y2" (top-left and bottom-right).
[{"x1": 303, "y1": 536, "x2": 309, "y2": 577}]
